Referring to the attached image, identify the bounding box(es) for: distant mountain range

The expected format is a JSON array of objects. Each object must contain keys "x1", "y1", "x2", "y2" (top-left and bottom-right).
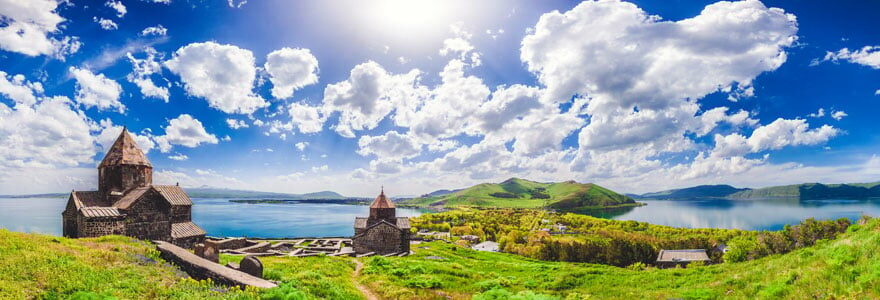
[
  {"x1": 402, "y1": 177, "x2": 639, "y2": 211},
  {"x1": 0, "y1": 187, "x2": 349, "y2": 200},
  {"x1": 636, "y1": 182, "x2": 880, "y2": 200}
]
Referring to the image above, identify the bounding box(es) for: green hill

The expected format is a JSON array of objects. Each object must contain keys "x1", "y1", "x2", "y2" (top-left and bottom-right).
[
  {"x1": 639, "y1": 184, "x2": 749, "y2": 200},
  {"x1": 729, "y1": 182, "x2": 880, "y2": 200},
  {"x1": 401, "y1": 178, "x2": 638, "y2": 210}
]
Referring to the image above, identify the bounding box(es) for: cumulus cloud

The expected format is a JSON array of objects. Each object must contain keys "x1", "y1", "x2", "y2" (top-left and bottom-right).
[
  {"x1": 226, "y1": 118, "x2": 249, "y2": 129},
  {"x1": 93, "y1": 17, "x2": 118, "y2": 30},
  {"x1": 154, "y1": 114, "x2": 219, "y2": 153},
  {"x1": 831, "y1": 110, "x2": 848, "y2": 120},
  {"x1": 140, "y1": 25, "x2": 167, "y2": 36},
  {"x1": 265, "y1": 47, "x2": 319, "y2": 99},
  {"x1": 295, "y1": 142, "x2": 308, "y2": 151},
  {"x1": 126, "y1": 47, "x2": 169, "y2": 102},
  {"x1": 69, "y1": 67, "x2": 125, "y2": 112},
  {"x1": 288, "y1": 102, "x2": 326, "y2": 134},
  {"x1": 0, "y1": 0, "x2": 67, "y2": 57},
  {"x1": 357, "y1": 131, "x2": 421, "y2": 160},
  {"x1": 322, "y1": 61, "x2": 422, "y2": 137},
  {"x1": 712, "y1": 118, "x2": 839, "y2": 158},
  {"x1": 106, "y1": 1, "x2": 127, "y2": 18},
  {"x1": 164, "y1": 42, "x2": 267, "y2": 114},
  {"x1": 0, "y1": 72, "x2": 96, "y2": 170}
]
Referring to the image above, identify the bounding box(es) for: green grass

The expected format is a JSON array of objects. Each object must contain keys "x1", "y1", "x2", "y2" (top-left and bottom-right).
[
  {"x1": 401, "y1": 178, "x2": 636, "y2": 211},
  {"x1": 359, "y1": 218, "x2": 880, "y2": 299},
  {"x1": 0, "y1": 229, "x2": 258, "y2": 299},
  {"x1": 3, "y1": 216, "x2": 880, "y2": 299}
]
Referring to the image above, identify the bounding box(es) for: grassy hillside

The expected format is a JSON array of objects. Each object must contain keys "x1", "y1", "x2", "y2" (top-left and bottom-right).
[
  {"x1": 360, "y1": 217, "x2": 880, "y2": 299},
  {"x1": 3, "y1": 216, "x2": 879, "y2": 299},
  {"x1": 729, "y1": 182, "x2": 880, "y2": 200},
  {"x1": 639, "y1": 184, "x2": 748, "y2": 200},
  {"x1": 401, "y1": 178, "x2": 637, "y2": 211},
  {"x1": 0, "y1": 229, "x2": 259, "y2": 299}
]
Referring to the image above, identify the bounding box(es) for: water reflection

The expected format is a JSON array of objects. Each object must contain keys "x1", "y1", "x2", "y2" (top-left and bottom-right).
[{"x1": 592, "y1": 198, "x2": 880, "y2": 230}]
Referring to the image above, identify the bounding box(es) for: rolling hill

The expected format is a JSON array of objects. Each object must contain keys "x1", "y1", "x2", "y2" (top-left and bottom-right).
[
  {"x1": 400, "y1": 178, "x2": 638, "y2": 211},
  {"x1": 183, "y1": 187, "x2": 347, "y2": 199}
]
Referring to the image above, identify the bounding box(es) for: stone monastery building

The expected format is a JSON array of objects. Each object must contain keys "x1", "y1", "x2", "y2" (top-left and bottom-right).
[
  {"x1": 62, "y1": 128, "x2": 206, "y2": 248},
  {"x1": 352, "y1": 188, "x2": 411, "y2": 254}
]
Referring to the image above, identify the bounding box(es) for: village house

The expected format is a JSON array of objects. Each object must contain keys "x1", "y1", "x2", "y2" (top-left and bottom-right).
[
  {"x1": 352, "y1": 188, "x2": 411, "y2": 254},
  {"x1": 655, "y1": 249, "x2": 711, "y2": 268},
  {"x1": 61, "y1": 128, "x2": 206, "y2": 248}
]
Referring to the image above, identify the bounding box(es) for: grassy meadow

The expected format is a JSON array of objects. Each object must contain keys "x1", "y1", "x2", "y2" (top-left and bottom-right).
[{"x1": 2, "y1": 215, "x2": 878, "y2": 299}]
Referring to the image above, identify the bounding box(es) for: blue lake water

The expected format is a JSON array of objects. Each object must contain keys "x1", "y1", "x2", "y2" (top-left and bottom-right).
[
  {"x1": 3, "y1": 197, "x2": 880, "y2": 236},
  {"x1": 0, "y1": 197, "x2": 426, "y2": 238},
  {"x1": 597, "y1": 198, "x2": 880, "y2": 230}
]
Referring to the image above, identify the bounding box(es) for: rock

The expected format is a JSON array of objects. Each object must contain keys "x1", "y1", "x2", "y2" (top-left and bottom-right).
[
  {"x1": 239, "y1": 255, "x2": 263, "y2": 278},
  {"x1": 197, "y1": 242, "x2": 219, "y2": 263},
  {"x1": 226, "y1": 262, "x2": 240, "y2": 270}
]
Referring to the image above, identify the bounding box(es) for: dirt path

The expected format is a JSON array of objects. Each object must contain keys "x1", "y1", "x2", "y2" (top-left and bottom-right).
[{"x1": 352, "y1": 259, "x2": 379, "y2": 300}]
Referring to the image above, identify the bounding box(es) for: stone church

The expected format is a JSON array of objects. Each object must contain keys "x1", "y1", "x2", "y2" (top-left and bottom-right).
[
  {"x1": 62, "y1": 128, "x2": 206, "y2": 248},
  {"x1": 352, "y1": 188, "x2": 411, "y2": 254}
]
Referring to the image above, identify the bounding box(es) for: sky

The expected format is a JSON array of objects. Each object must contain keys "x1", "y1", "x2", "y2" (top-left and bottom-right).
[{"x1": 0, "y1": 0, "x2": 879, "y2": 197}]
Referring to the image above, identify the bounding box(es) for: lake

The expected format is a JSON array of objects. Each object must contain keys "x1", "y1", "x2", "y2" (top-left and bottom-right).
[
  {"x1": 0, "y1": 197, "x2": 427, "y2": 238},
  {"x1": 4, "y1": 197, "x2": 880, "y2": 236},
  {"x1": 592, "y1": 198, "x2": 880, "y2": 230}
]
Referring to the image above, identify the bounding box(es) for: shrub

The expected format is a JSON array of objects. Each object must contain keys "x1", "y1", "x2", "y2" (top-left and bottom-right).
[{"x1": 260, "y1": 283, "x2": 308, "y2": 300}]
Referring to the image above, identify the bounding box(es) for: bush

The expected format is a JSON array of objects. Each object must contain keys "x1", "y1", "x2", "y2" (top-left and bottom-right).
[
  {"x1": 627, "y1": 262, "x2": 647, "y2": 271},
  {"x1": 260, "y1": 283, "x2": 308, "y2": 300},
  {"x1": 404, "y1": 276, "x2": 444, "y2": 289},
  {"x1": 474, "y1": 288, "x2": 560, "y2": 300}
]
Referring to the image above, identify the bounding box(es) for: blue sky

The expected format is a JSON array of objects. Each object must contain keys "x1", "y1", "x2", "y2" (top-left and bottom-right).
[{"x1": 0, "y1": 0, "x2": 878, "y2": 196}]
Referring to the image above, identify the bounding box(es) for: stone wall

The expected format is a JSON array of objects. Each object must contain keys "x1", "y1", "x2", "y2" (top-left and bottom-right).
[
  {"x1": 123, "y1": 190, "x2": 171, "y2": 242},
  {"x1": 353, "y1": 223, "x2": 406, "y2": 254},
  {"x1": 170, "y1": 205, "x2": 191, "y2": 223},
  {"x1": 99, "y1": 165, "x2": 152, "y2": 195},
  {"x1": 172, "y1": 234, "x2": 205, "y2": 249},
  {"x1": 77, "y1": 217, "x2": 125, "y2": 237}
]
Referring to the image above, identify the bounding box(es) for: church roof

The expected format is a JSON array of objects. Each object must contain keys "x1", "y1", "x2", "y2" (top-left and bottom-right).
[
  {"x1": 71, "y1": 191, "x2": 109, "y2": 209},
  {"x1": 354, "y1": 217, "x2": 368, "y2": 229},
  {"x1": 112, "y1": 187, "x2": 150, "y2": 209},
  {"x1": 153, "y1": 185, "x2": 192, "y2": 206},
  {"x1": 171, "y1": 222, "x2": 206, "y2": 238},
  {"x1": 370, "y1": 188, "x2": 394, "y2": 208},
  {"x1": 80, "y1": 207, "x2": 123, "y2": 218},
  {"x1": 99, "y1": 128, "x2": 152, "y2": 168}
]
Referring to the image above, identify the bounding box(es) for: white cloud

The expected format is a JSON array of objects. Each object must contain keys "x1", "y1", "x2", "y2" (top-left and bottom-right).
[
  {"x1": 227, "y1": 0, "x2": 248, "y2": 8},
  {"x1": 809, "y1": 108, "x2": 825, "y2": 118},
  {"x1": 0, "y1": 72, "x2": 96, "y2": 170},
  {"x1": 322, "y1": 61, "x2": 422, "y2": 137},
  {"x1": 106, "y1": 1, "x2": 126, "y2": 18},
  {"x1": 823, "y1": 46, "x2": 880, "y2": 69},
  {"x1": 0, "y1": 0, "x2": 66, "y2": 57},
  {"x1": 712, "y1": 118, "x2": 839, "y2": 158},
  {"x1": 96, "y1": 119, "x2": 155, "y2": 155},
  {"x1": 831, "y1": 110, "x2": 848, "y2": 120},
  {"x1": 295, "y1": 142, "x2": 308, "y2": 151},
  {"x1": 288, "y1": 102, "x2": 326, "y2": 134},
  {"x1": 264, "y1": 47, "x2": 319, "y2": 99},
  {"x1": 522, "y1": 0, "x2": 797, "y2": 109},
  {"x1": 154, "y1": 114, "x2": 219, "y2": 153},
  {"x1": 164, "y1": 42, "x2": 267, "y2": 114},
  {"x1": 168, "y1": 153, "x2": 188, "y2": 161},
  {"x1": 312, "y1": 165, "x2": 328, "y2": 173},
  {"x1": 69, "y1": 67, "x2": 125, "y2": 113},
  {"x1": 126, "y1": 47, "x2": 169, "y2": 102},
  {"x1": 226, "y1": 118, "x2": 249, "y2": 129},
  {"x1": 140, "y1": 25, "x2": 167, "y2": 36},
  {"x1": 93, "y1": 17, "x2": 118, "y2": 30},
  {"x1": 357, "y1": 131, "x2": 421, "y2": 160}
]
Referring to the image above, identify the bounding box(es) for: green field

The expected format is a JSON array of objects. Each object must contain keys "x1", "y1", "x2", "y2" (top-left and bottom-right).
[{"x1": 401, "y1": 178, "x2": 637, "y2": 211}]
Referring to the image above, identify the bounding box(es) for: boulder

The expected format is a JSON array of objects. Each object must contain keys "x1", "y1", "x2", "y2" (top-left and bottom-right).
[{"x1": 239, "y1": 255, "x2": 264, "y2": 278}]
